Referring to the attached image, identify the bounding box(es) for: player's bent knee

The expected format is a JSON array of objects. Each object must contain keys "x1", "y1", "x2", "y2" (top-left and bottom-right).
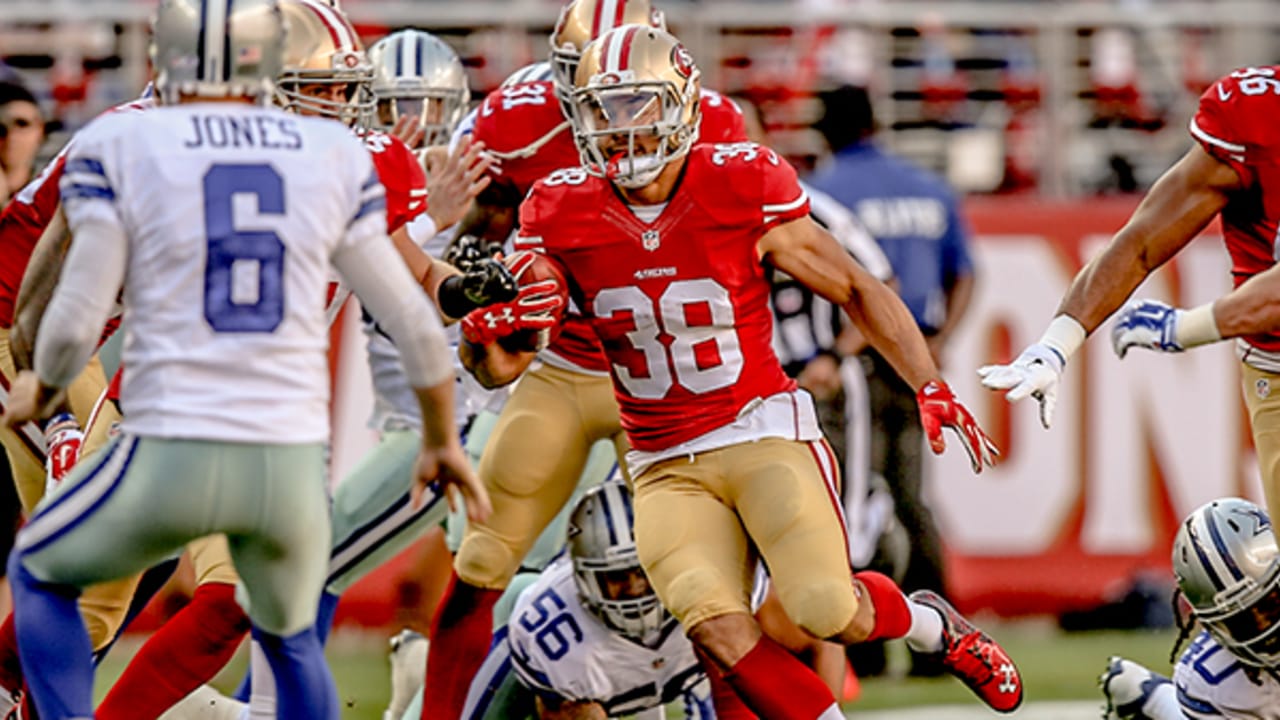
[
  {"x1": 455, "y1": 533, "x2": 518, "y2": 589},
  {"x1": 781, "y1": 578, "x2": 858, "y2": 641}
]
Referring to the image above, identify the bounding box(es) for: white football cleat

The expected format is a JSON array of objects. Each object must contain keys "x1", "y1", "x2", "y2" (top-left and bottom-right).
[
  {"x1": 385, "y1": 629, "x2": 429, "y2": 720},
  {"x1": 1100, "y1": 656, "x2": 1171, "y2": 719}
]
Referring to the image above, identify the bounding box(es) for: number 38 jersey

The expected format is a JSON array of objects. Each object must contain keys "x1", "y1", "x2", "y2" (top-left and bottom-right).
[
  {"x1": 506, "y1": 557, "x2": 704, "y2": 714},
  {"x1": 59, "y1": 104, "x2": 386, "y2": 444},
  {"x1": 1171, "y1": 631, "x2": 1280, "y2": 718},
  {"x1": 1191, "y1": 66, "x2": 1280, "y2": 356},
  {"x1": 515, "y1": 142, "x2": 810, "y2": 451}
]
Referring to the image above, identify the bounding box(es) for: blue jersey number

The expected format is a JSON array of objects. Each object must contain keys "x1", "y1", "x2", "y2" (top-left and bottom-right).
[
  {"x1": 202, "y1": 164, "x2": 286, "y2": 332},
  {"x1": 517, "y1": 588, "x2": 584, "y2": 662}
]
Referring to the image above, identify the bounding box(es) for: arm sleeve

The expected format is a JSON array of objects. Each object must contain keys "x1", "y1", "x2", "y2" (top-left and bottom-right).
[
  {"x1": 39, "y1": 149, "x2": 128, "y2": 387},
  {"x1": 1190, "y1": 76, "x2": 1254, "y2": 185},
  {"x1": 760, "y1": 148, "x2": 810, "y2": 231}
]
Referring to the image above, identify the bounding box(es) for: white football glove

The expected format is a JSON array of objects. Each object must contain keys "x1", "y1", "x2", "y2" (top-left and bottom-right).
[
  {"x1": 977, "y1": 343, "x2": 1065, "y2": 429},
  {"x1": 1111, "y1": 299, "x2": 1184, "y2": 359}
]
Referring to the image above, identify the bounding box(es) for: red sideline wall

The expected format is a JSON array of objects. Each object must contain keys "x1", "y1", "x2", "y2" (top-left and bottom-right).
[{"x1": 128, "y1": 197, "x2": 1264, "y2": 632}]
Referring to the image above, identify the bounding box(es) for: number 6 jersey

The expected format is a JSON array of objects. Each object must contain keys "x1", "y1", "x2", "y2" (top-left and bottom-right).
[
  {"x1": 514, "y1": 142, "x2": 811, "y2": 452},
  {"x1": 59, "y1": 104, "x2": 391, "y2": 444}
]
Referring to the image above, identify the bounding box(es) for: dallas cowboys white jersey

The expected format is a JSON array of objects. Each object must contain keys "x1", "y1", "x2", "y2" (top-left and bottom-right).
[
  {"x1": 1172, "y1": 631, "x2": 1280, "y2": 719},
  {"x1": 60, "y1": 103, "x2": 385, "y2": 444},
  {"x1": 507, "y1": 557, "x2": 705, "y2": 715}
]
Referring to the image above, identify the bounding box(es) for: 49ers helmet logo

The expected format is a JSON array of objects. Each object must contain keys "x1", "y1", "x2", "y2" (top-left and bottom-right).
[{"x1": 671, "y1": 44, "x2": 695, "y2": 79}]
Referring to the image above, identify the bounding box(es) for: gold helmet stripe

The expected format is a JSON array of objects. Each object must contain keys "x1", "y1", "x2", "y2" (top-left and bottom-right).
[{"x1": 600, "y1": 24, "x2": 639, "y2": 73}]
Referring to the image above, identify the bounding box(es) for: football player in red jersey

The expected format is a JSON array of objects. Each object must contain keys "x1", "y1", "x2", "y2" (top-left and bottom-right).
[
  {"x1": 981, "y1": 64, "x2": 1280, "y2": 537},
  {"x1": 418, "y1": 1, "x2": 746, "y2": 717},
  {"x1": 465, "y1": 25, "x2": 1022, "y2": 719}
]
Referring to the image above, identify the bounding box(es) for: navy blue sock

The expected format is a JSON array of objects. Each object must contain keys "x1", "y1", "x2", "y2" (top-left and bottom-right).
[
  {"x1": 9, "y1": 556, "x2": 94, "y2": 719},
  {"x1": 252, "y1": 625, "x2": 337, "y2": 720}
]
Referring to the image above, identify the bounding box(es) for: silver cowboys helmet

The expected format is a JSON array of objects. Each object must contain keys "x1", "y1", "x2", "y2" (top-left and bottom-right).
[
  {"x1": 1173, "y1": 498, "x2": 1280, "y2": 667},
  {"x1": 567, "y1": 477, "x2": 669, "y2": 644},
  {"x1": 273, "y1": 0, "x2": 374, "y2": 125},
  {"x1": 570, "y1": 25, "x2": 701, "y2": 188},
  {"x1": 150, "y1": 0, "x2": 286, "y2": 104},
  {"x1": 367, "y1": 30, "x2": 469, "y2": 147}
]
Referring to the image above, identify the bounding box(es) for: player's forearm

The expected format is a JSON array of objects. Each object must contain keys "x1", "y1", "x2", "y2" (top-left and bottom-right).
[
  {"x1": 12, "y1": 208, "x2": 73, "y2": 371},
  {"x1": 413, "y1": 378, "x2": 458, "y2": 449},
  {"x1": 538, "y1": 698, "x2": 607, "y2": 720},
  {"x1": 1208, "y1": 264, "x2": 1280, "y2": 339},
  {"x1": 843, "y1": 280, "x2": 939, "y2": 390},
  {"x1": 1058, "y1": 148, "x2": 1230, "y2": 335},
  {"x1": 35, "y1": 217, "x2": 125, "y2": 389}
]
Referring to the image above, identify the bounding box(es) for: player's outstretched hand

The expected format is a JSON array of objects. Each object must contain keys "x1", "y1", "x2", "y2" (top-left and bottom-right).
[
  {"x1": 2, "y1": 370, "x2": 62, "y2": 427},
  {"x1": 977, "y1": 343, "x2": 1064, "y2": 429},
  {"x1": 390, "y1": 113, "x2": 426, "y2": 151},
  {"x1": 425, "y1": 139, "x2": 491, "y2": 232},
  {"x1": 460, "y1": 280, "x2": 564, "y2": 349},
  {"x1": 917, "y1": 380, "x2": 999, "y2": 473},
  {"x1": 1111, "y1": 299, "x2": 1184, "y2": 359},
  {"x1": 413, "y1": 439, "x2": 491, "y2": 523}
]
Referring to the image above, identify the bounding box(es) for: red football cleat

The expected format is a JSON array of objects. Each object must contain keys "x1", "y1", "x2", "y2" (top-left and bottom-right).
[{"x1": 909, "y1": 590, "x2": 1023, "y2": 713}]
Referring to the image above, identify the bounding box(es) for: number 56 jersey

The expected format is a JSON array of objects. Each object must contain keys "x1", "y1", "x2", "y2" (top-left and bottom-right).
[
  {"x1": 60, "y1": 104, "x2": 387, "y2": 444},
  {"x1": 506, "y1": 557, "x2": 704, "y2": 714},
  {"x1": 514, "y1": 142, "x2": 811, "y2": 452}
]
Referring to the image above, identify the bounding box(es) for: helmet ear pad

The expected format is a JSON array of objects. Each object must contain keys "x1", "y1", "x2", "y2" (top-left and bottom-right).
[{"x1": 1172, "y1": 498, "x2": 1280, "y2": 666}]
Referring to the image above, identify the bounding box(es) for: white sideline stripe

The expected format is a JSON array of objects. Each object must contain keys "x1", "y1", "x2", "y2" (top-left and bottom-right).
[
  {"x1": 847, "y1": 701, "x2": 1101, "y2": 719},
  {"x1": 1189, "y1": 118, "x2": 1246, "y2": 154}
]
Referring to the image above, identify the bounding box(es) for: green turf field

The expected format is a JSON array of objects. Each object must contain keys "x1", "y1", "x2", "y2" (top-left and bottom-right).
[{"x1": 93, "y1": 620, "x2": 1179, "y2": 718}]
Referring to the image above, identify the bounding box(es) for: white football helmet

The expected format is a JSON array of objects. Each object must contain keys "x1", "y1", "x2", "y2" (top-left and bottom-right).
[
  {"x1": 273, "y1": 0, "x2": 374, "y2": 125},
  {"x1": 500, "y1": 61, "x2": 555, "y2": 90},
  {"x1": 570, "y1": 25, "x2": 701, "y2": 188},
  {"x1": 1173, "y1": 498, "x2": 1280, "y2": 667},
  {"x1": 367, "y1": 30, "x2": 469, "y2": 147},
  {"x1": 549, "y1": 0, "x2": 665, "y2": 101},
  {"x1": 567, "y1": 477, "x2": 670, "y2": 645},
  {"x1": 150, "y1": 0, "x2": 285, "y2": 104}
]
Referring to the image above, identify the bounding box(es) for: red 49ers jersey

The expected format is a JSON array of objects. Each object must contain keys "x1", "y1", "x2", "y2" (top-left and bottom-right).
[
  {"x1": 473, "y1": 80, "x2": 579, "y2": 197},
  {"x1": 357, "y1": 128, "x2": 427, "y2": 233},
  {"x1": 515, "y1": 142, "x2": 810, "y2": 451},
  {"x1": 0, "y1": 97, "x2": 153, "y2": 327},
  {"x1": 698, "y1": 89, "x2": 748, "y2": 145},
  {"x1": 1191, "y1": 66, "x2": 1280, "y2": 352}
]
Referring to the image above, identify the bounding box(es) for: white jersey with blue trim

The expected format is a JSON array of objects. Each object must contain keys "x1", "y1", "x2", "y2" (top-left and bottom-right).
[
  {"x1": 507, "y1": 557, "x2": 707, "y2": 716},
  {"x1": 363, "y1": 221, "x2": 503, "y2": 434},
  {"x1": 1171, "y1": 631, "x2": 1280, "y2": 718},
  {"x1": 60, "y1": 103, "x2": 385, "y2": 444}
]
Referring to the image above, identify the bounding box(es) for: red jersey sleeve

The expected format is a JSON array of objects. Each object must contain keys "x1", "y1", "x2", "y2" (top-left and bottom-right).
[
  {"x1": 756, "y1": 145, "x2": 810, "y2": 230},
  {"x1": 1189, "y1": 67, "x2": 1280, "y2": 186},
  {"x1": 364, "y1": 131, "x2": 426, "y2": 233},
  {"x1": 472, "y1": 81, "x2": 578, "y2": 197},
  {"x1": 698, "y1": 89, "x2": 749, "y2": 144}
]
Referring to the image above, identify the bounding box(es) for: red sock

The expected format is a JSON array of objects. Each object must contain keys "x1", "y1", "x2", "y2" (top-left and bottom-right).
[
  {"x1": 854, "y1": 571, "x2": 911, "y2": 642},
  {"x1": 97, "y1": 582, "x2": 249, "y2": 720},
  {"x1": 697, "y1": 649, "x2": 757, "y2": 719},
  {"x1": 0, "y1": 614, "x2": 21, "y2": 694},
  {"x1": 725, "y1": 635, "x2": 838, "y2": 720},
  {"x1": 421, "y1": 572, "x2": 501, "y2": 720}
]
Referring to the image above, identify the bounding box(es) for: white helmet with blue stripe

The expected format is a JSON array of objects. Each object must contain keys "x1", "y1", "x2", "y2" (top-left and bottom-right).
[
  {"x1": 150, "y1": 0, "x2": 286, "y2": 104},
  {"x1": 367, "y1": 30, "x2": 469, "y2": 147},
  {"x1": 1173, "y1": 497, "x2": 1280, "y2": 666},
  {"x1": 567, "y1": 476, "x2": 669, "y2": 644}
]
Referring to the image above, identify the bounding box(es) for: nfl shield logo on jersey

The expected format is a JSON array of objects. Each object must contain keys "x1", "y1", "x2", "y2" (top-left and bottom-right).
[{"x1": 642, "y1": 229, "x2": 661, "y2": 251}]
